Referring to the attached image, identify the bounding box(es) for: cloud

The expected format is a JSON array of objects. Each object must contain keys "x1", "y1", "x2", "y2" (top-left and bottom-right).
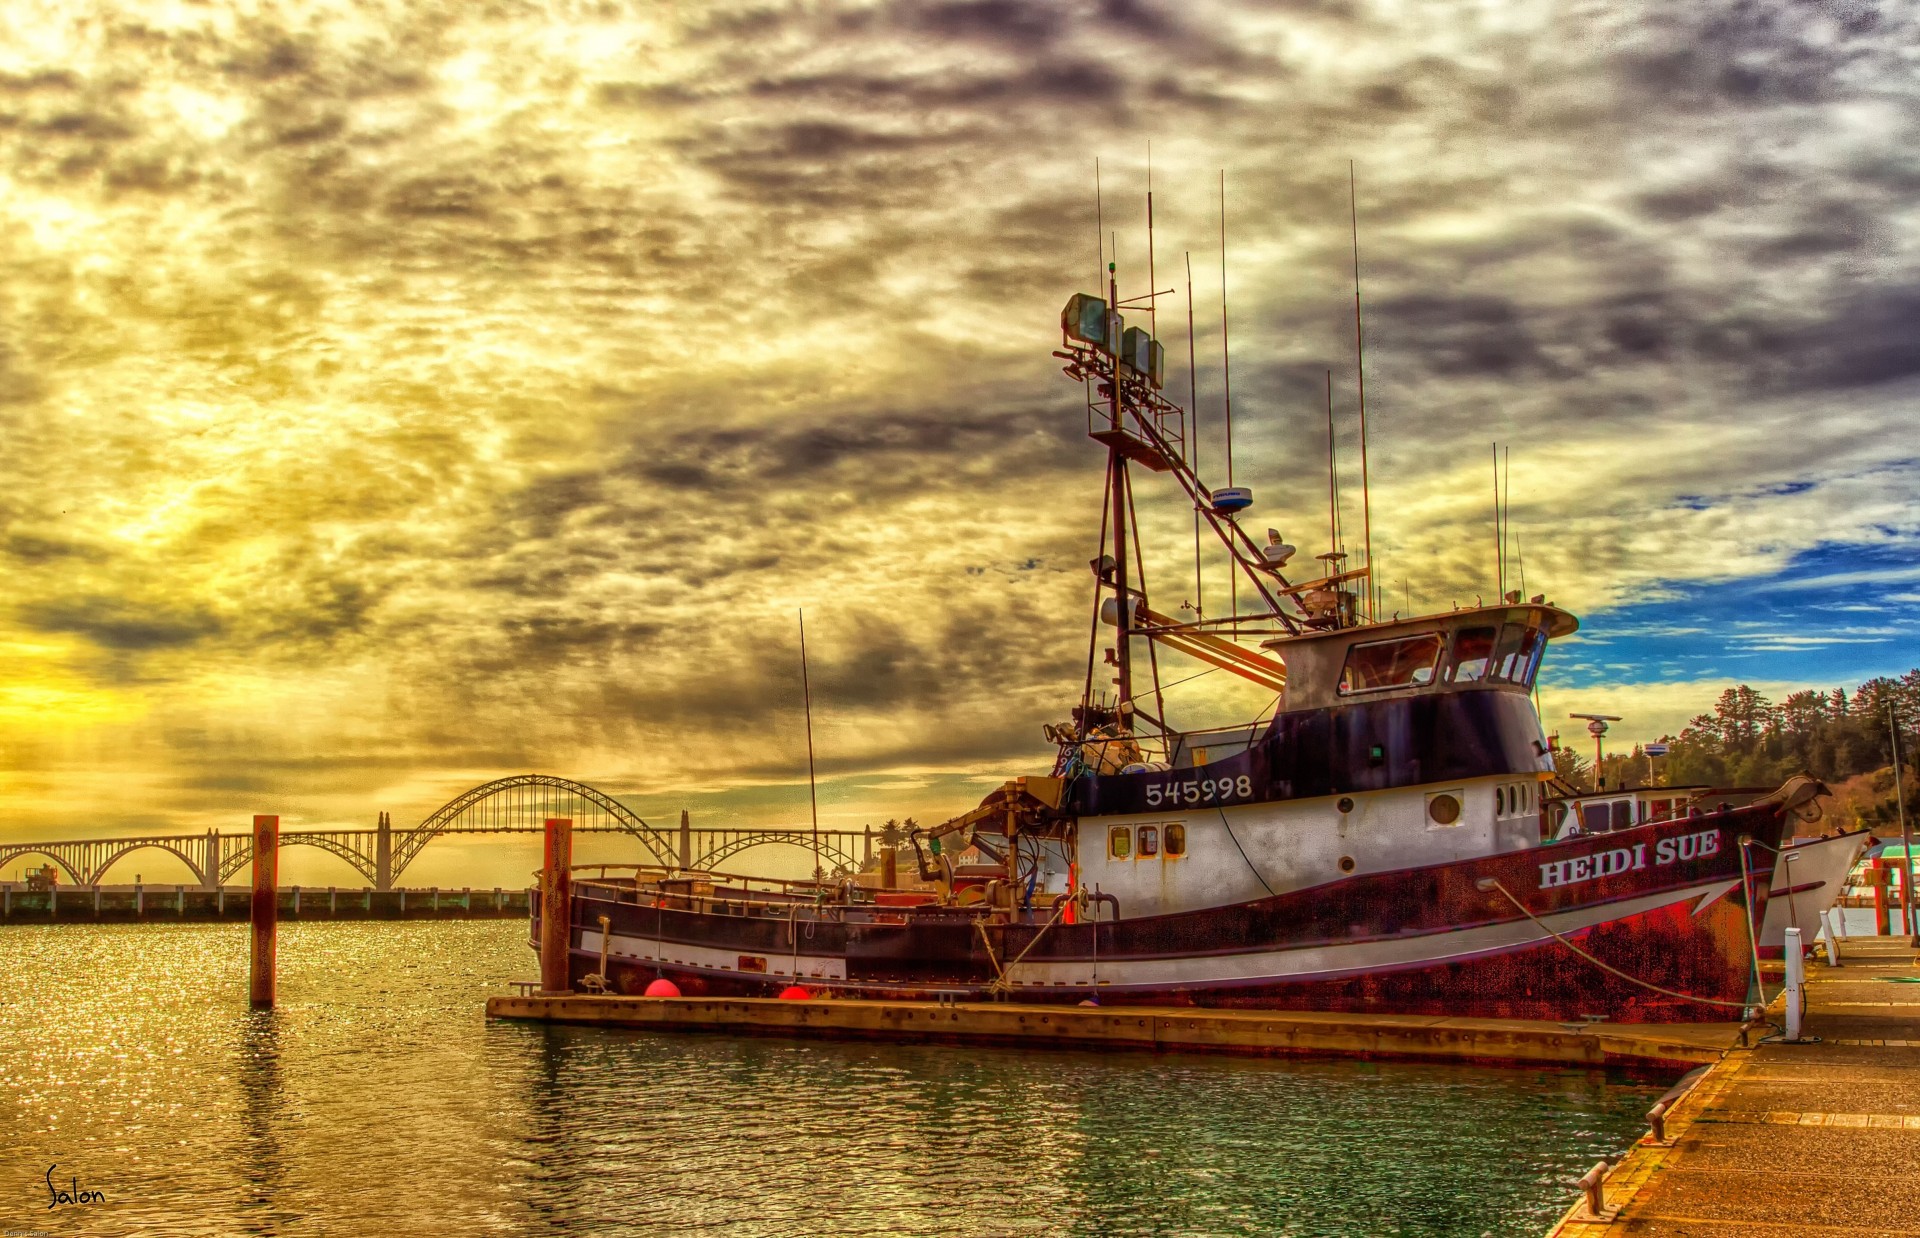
[{"x1": 0, "y1": 0, "x2": 1916, "y2": 863}]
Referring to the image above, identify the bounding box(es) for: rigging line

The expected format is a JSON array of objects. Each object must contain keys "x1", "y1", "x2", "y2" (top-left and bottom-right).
[
  {"x1": 798, "y1": 609, "x2": 824, "y2": 887},
  {"x1": 1349, "y1": 160, "x2": 1374, "y2": 621},
  {"x1": 1476, "y1": 877, "x2": 1759, "y2": 1010},
  {"x1": 1516, "y1": 530, "x2": 1526, "y2": 602},
  {"x1": 1160, "y1": 665, "x2": 1222, "y2": 692},
  {"x1": 1215, "y1": 807, "x2": 1275, "y2": 897},
  {"x1": 1186, "y1": 251, "x2": 1202, "y2": 616},
  {"x1": 1122, "y1": 464, "x2": 1168, "y2": 733},
  {"x1": 1080, "y1": 455, "x2": 1116, "y2": 734}
]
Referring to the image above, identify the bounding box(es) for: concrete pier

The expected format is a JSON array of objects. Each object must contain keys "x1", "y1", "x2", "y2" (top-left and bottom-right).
[
  {"x1": 1548, "y1": 935, "x2": 1920, "y2": 1236},
  {"x1": 483, "y1": 993, "x2": 1742, "y2": 1070}
]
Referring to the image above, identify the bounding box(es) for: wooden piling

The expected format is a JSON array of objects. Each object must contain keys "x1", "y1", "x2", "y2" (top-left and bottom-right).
[
  {"x1": 250, "y1": 814, "x2": 278, "y2": 1008},
  {"x1": 540, "y1": 817, "x2": 573, "y2": 994}
]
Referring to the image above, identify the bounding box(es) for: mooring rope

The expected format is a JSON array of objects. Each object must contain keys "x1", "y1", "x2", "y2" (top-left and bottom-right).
[
  {"x1": 1477, "y1": 876, "x2": 1759, "y2": 1012},
  {"x1": 982, "y1": 897, "x2": 1075, "y2": 997}
]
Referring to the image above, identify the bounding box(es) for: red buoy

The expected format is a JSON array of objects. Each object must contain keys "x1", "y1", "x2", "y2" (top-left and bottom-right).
[
  {"x1": 778, "y1": 985, "x2": 811, "y2": 1000},
  {"x1": 644, "y1": 978, "x2": 681, "y2": 998}
]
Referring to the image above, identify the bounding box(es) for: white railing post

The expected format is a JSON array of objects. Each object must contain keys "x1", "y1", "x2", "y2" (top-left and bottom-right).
[
  {"x1": 1784, "y1": 927, "x2": 1805, "y2": 1042},
  {"x1": 1824, "y1": 906, "x2": 1843, "y2": 966}
]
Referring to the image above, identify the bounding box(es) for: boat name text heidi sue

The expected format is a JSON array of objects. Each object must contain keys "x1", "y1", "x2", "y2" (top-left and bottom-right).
[{"x1": 1538, "y1": 829, "x2": 1722, "y2": 890}]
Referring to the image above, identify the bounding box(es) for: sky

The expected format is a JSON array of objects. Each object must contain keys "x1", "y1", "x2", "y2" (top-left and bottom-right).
[{"x1": 1, "y1": 0, "x2": 1916, "y2": 887}]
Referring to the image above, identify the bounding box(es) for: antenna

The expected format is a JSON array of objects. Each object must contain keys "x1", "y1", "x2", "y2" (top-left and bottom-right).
[
  {"x1": 1502, "y1": 445, "x2": 1512, "y2": 599},
  {"x1": 798, "y1": 609, "x2": 824, "y2": 885},
  {"x1": 1515, "y1": 529, "x2": 1527, "y2": 601},
  {"x1": 1095, "y1": 158, "x2": 1104, "y2": 294},
  {"x1": 1491, "y1": 442, "x2": 1503, "y2": 599},
  {"x1": 1146, "y1": 142, "x2": 1156, "y2": 335},
  {"x1": 1219, "y1": 170, "x2": 1235, "y2": 619},
  {"x1": 1219, "y1": 170, "x2": 1234, "y2": 487},
  {"x1": 1186, "y1": 251, "x2": 1202, "y2": 615},
  {"x1": 1325, "y1": 370, "x2": 1340, "y2": 555},
  {"x1": 1349, "y1": 161, "x2": 1374, "y2": 620}
]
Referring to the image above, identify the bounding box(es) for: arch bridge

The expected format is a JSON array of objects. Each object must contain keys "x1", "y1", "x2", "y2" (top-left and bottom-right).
[{"x1": 0, "y1": 775, "x2": 875, "y2": 889}]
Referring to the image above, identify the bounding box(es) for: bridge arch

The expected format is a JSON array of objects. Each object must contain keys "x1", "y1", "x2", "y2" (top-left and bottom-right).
[
  {"x1": 86, "y1": 840, "x2": 208, "y2": 886},
  {"x1": 0, "y1": 847, "x2": 87, "y2": 887},
  {"x1": 693, "y1": 833, "x2": 863, "y2": 876},
  {"x1": 216, "y1": 836, "x2": 378, "y2": 886},
  {"x1": 393, "y1": 775, "x2": 677, "y2": 883}
]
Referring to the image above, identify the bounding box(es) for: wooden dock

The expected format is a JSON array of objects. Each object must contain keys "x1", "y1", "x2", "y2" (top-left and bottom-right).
[
  {"x1": 1548, "y1": 934, "x2": 1920, "y2": 1237},
  {"x1": 484, "y1": 992, "x2": 1743, "y2": 1069}
]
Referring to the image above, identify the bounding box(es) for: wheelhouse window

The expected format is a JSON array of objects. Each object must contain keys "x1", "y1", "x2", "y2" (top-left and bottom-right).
[
  {"x1": 1445, "y1": 627, "x2": 1498, "y2": 683},
  {"x1": 1108, "y1": 826, "x2": 1131, "y2": 859},
  {"x1": 1136, "y1": 825, "x2": 1159, "y2": 857},
  {"x1": 1490, "y1": 624, "x2": 1546, "y2": 687},
  {"x1": 1338, "y1": 633, "x2": 1443, "y2": 695},
  {"x1": 1164, "y1": 823, "x2": 1187, "y2": 857}
]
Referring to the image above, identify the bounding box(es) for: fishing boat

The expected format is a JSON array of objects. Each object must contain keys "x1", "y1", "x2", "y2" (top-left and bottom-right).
[{"x1": 537, "y1": 272, "x2": 1821, "y2": 1023}]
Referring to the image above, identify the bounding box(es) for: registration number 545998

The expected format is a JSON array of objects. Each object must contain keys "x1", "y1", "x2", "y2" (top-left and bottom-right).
[{"x1": 1145, "y1": 775, "x2": 1253, "y2": 807}]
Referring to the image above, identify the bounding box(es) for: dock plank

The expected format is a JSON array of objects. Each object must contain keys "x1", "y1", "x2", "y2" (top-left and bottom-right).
[{"x1": 1547, "y1": 935, "x2": 1920, "y2": 1236}]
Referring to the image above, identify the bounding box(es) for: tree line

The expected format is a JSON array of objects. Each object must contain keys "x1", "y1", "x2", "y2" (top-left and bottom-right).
[{"x1": 1555, "y1": 669, "x2": 1920, "y2": 830}]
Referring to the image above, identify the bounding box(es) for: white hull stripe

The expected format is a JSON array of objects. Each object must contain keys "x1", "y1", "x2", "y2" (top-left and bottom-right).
[
  {"x1": 587, "y1": 929, "x2": 848, "y2": 982},
  {"x1": 1002, "y1": 879, "x2": 1741, "y2": 990}
]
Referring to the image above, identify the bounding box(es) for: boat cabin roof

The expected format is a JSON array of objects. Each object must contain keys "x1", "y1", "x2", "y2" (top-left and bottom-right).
[{"x1": 1258, "y1": 604, "x2": 1577, "y2": 713}]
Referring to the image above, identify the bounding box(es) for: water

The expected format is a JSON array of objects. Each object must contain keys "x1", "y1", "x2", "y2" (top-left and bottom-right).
[{"x1": 0, "y1": 922, "x2": 1668, "y2": 1237}]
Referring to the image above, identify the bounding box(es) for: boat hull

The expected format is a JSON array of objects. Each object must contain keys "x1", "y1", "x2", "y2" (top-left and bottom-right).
[
  {"x1": 544, "y1": 801, "x2": 1790, "y2": 1023},
  {"x1": 1757, "y1": 828, "x2": 1871, "y2": 959}
]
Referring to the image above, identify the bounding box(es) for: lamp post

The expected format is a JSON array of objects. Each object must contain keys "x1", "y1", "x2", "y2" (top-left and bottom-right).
[
  {"x1": 1571, "y1": 713, "x2": 1622, "y2": 791},
  {"x1": 1891, "y1": 705, "x2": 1914, "y2": 947}
]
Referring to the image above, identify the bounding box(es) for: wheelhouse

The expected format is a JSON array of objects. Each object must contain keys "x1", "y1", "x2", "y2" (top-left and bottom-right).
[{"x1": 1260, "y1": 603, "x2": 1577, "y2": 714}]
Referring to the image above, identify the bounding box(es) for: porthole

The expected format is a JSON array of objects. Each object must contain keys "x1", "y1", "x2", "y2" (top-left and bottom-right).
[
  {"x1": 1164, "y1": 823, "x2": 1187, "y2": 857},
  {"x1": 1427, "y1": 793, "x2": 1462, "y2": 826},
  {"x1": 1496, "y1": 787, "x2": 1507, "y2": 815},
  {"x1": 1338, "y1": 855, "x2": 1357, "y2": 874},
  {"x1": 1108, "y1": 826, "x2": 1131, "y2": 859},
  {"x1": 1337, "y1": 796, "x2": 1355, "y2": 814},
  {"x1": 1137, "y1": 825, "x2": 1160, "y2": 858}
]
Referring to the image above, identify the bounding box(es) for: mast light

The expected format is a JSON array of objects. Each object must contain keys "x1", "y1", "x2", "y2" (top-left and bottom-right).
[
  {"x1": 1062, "y1": 294, "x2": 1121, "y2": 353},
  {"x1": 1120, "y1": 326, "x2": 1165, "y2": 389}
]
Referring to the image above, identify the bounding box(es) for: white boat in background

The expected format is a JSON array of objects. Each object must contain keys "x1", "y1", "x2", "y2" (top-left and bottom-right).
[{"x1": 1759, "y1": 829, "x2": 1871, "y2": 959}]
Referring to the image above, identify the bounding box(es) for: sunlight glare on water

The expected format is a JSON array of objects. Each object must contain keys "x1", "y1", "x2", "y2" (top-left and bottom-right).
[{"x1": 0, "y1": 922, "x2": 1665, "y2": 1236}]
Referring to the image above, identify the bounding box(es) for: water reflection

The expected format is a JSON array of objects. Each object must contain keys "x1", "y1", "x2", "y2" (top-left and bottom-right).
[
  {"x1": 0, "y1": 922, "x2": 1664, "y2": 1237},
  {"x1": 235, "y1": 1011, "x2": 290, "y2": 1232}
]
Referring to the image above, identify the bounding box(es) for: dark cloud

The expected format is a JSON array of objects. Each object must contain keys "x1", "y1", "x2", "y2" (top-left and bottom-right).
[{"x1": 22, "y1": 597, "x2": 224, "y2": 651}]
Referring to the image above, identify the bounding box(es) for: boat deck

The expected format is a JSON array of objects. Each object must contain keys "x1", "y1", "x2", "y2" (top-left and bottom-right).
[
  {"x1": 484, "y1": 991, "x2": 1741, "y2": 1070},
  {"x1": 1548, "y1": 934, "x2": 1920, "y2": 1236}
]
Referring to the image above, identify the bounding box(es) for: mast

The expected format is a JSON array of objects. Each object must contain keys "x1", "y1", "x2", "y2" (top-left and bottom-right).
[
  {"x1": 1108, "y1": 263, "x2": 1133, "y2": 711},
  {"x1": 798, "y1": 610, "x2": 823, "y2": 884},
  {"x1": 1349, "y1": 161, "x2": 1374, "y2": 620}
]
